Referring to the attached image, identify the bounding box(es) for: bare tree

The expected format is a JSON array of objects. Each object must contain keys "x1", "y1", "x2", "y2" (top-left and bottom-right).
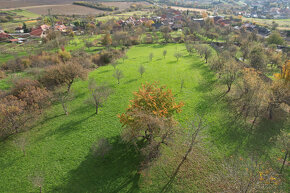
[
  {"x1": 174, "y1": 52, "x2": 182, "y2": 62},
  {"x1": 122, "y1": 55, "x2": 128, "y2": 63},
  {"x1": 111, "y1": 62, "x2": 118, "y2": 69},
  {"x1": 30, "y1": 173, "x2": 44, "y2": 193},
  {"x1": 139, "y1": 64, "x2": 145, "y2": 78},
  {"x1": 180, "y1": 79, "x2": 184, "y2": 92},
  {"x1": 41, "y1": 62, "x2": 87, "y2": 115},
  {"x1": 163, "y1": 50, "x2": 167, "y2": 59},
  {"x1": 85, "y1": 41, "x2": 94, "y2": 51},
  {"x1": 86, "y1": 78, "x2": 111, "y2": 114},
  {"x1": 113, "y1": 69, "x2": 124, "y2": 84},
  {"x1": 149, "y1": 53, "x2": 154, "y2": 62},
  {"x1": 14, "y1": 135, "x2": 28, "y2": 156}
]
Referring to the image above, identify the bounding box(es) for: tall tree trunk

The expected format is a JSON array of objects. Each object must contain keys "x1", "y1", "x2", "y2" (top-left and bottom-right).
[
  {"x1": 226, "y1": 84, "x2": 231, "y2": 93},
  {"x1": 160, "y1": 119, "x2": 202, "y2": 193},
  {"x1": 280, "y1": 150, "x2": 288, "y2": 174},
  {"x1": 61, "y1": 96, "x2": 69, "y2": 116},
  {"x1": 95, "y1": 104, "x2": 99, "y2": 115}
]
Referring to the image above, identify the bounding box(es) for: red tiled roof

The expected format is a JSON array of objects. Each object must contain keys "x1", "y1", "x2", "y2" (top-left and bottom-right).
[
  {"x1": 0, "y1": 32, "x2": 9, "y2": 39},
  {"x1": 30, "y1": 28, "x2": 43, "y2": 36}
]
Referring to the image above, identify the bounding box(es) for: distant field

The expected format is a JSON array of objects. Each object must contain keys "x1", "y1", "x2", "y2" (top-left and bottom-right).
[
  {"x1": 1, "y1": 1, "x2": 148, "y2": 15},
  {"x1": 170, "y1": 6, "x2": 208, "y2": 13},
  {"x1": 96, "y1": 10, "x2": 150, "y2": 21},
  {"x1": 0, "y1": 0, "x2": 75, "y2": 9},
  {"x1": 25, "y1": 4, "x2": 106, "y2": 15},
  {"x1": 242, "y1": 17, "x2": 290, "y2": 30}
]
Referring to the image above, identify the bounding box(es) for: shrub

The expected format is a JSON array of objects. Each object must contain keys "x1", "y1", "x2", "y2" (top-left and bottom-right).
[{"x1": 0, "y1": 70, "x2": 6, "y2": 79}]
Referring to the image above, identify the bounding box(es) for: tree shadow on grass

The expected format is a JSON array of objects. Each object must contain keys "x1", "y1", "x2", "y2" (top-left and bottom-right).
[
  {"x1": 53, "y1": 136, "x2": 141, "y2": 193},
  {"x1": 125, "y1": 78, "x2": 138, "y2": 84}
]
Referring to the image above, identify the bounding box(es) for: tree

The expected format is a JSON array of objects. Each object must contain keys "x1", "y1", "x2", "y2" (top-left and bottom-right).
[
  {"x1": 180, "y1": 79, "x2": 184, "y2": 92},
  {"x1": 200, "y1": 45, "x2": 212, "y2": 63},
  {"x1": 267, "y1": 51, "x2": 284, "y2": 69},
  {"x1": 174, "y1": 52, "x2": 183, "y2": 62},
  {"x1": 149, "y1": 53, "x2": 154, "y2": 62},
  {"x1": 58, "y1": 49, "x2": 71, "y2": 63},
  {"x1": 163, "y1": 50, "x2": 167, "y2": 59},
  {"x1": 271, "y1": 21, "x2": 279, "y2": 30},
  {"x1": 119, "y1": 82, "x2": 183, "y2": 169},
  {"x1": 14, "y1": 135, "x2": 27, "y2": 156},
  {"x1": 22, "y1": 22, "x2": 29, "y2": 33},
  {"x1": 30, "y1": 173, "x2": 44, "y2": 193},
  {"x1": 113, "y1": 69, "x2": 124, "y2": 84},
  {"x1": 241, "y1": 40, "x2": 251, "y2": 61},
  {"x1": 249, "y1": 45, "x2": 267, "y2": 71},
  {"x1": 111, "y1": 62, "x2": 118, "y2": 69},
  {"x1": 86, "y1": 78, "x2": 111, "y2": 114},
  {"x1": 267, "y1": 31, "x2": 284, "y2": 45},
  {"x1": 122, "y1": 55, "x2": 128, "y2": 63},
  {"x1": 234, "y1": 68, "x2": 271, "y2": 128},
  {"x1": 41, "y1": 62, "x2": 87, "y2": 115},
  {"x1": 102, "y1": 33, "x2": 112, "y2": 47},
  {"x1": 0, "y1": 95, "x2": 26, "y2": 138},
  {"x1": 85, "y1": 41, "x2": 94, "y2": 50},
  {"x1": 185, "y1": 42, "x2": 194, "y2": 55},
  {"x1": 138, "y1": 64, "x2": 145, "y2": 78},
  {"x1": 220, "y1": 58, "x2": 241, "y2": 93}
]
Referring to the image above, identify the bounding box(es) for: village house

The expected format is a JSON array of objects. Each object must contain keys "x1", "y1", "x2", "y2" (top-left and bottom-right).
[
  {"x1": 30, "y1": 24, "x2": 50, "y2": 38},
  {"x1": 15, "y1": 27, "x2": 24, "y2": 33}
]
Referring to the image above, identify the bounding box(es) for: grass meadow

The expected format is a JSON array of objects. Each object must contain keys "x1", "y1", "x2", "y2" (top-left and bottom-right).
[
  {"x1": 0, "y1": 43, "x2": 223, "y2": 192},
  {"x1": 1, "y1": 42, "x2": 287, "y2": 192}
]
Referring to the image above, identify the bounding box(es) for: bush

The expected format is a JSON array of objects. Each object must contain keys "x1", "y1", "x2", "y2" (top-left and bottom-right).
[
  {"x1": 92, "y1": 49, "x2": 124, "y2": 66},
  {"x1": 0, "y1": 70, "x2": 6, "y2": 79},
  {"x1": 10, "y1": 78, "x2": 40, "y2": 96},
  {"x1": 1, "y1": 57, "x2": 30, "y2": 72}
]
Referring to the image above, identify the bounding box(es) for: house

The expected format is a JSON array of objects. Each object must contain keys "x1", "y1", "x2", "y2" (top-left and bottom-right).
[
  {"x1": 30, "y1": 27, "x2": 46, "y2": 38},
  {"x1": 0, "y1": 32, "x2": 11, "y2": 42},
  {"x1": 30, "y1": 25, "x2": 50, "y2": 38},
  {"x1": 54, "y1": 24, "x2": 67, "y2": 32},
  {"x1": 15, "y1": 27, "x2": 24, "y2": 33}
]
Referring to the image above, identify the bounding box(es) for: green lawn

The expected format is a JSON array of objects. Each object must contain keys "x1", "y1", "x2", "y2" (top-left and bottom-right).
[{"x1": 0, "y1": 43, "x2": 216, "y2": 192}]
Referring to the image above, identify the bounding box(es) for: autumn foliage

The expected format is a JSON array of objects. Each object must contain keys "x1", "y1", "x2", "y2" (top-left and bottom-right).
[
  {"x1": 120, "y1": 82, "x2": 183, "y2": 121},
  {"x1": 274, "y1": 60, "x2": 290, "y2": 82},
  {"x1": 0, "y1": 79, "x2": 51, "y2": 139},
  {"x1": 119, "y1": 82, "x2": 183, "y2": 169}
]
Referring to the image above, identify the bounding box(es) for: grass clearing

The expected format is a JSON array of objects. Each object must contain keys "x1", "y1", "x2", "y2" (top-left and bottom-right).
[{"x1": 0, "y1": 43, "x2": 217, "y2": 192}]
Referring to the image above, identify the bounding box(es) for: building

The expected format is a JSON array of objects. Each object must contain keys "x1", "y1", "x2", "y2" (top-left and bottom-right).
[
  {"x1": 15, "y1": 27, "x2": 24, "y2": 33},
  {"x1": 30, "y1": 25, "x2": 50, "y2": 38}
]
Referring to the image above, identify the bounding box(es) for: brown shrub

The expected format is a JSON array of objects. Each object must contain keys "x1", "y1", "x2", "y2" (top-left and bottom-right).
[{"x1": 0, "y1": 70, "x2": 6, "y2": 79}]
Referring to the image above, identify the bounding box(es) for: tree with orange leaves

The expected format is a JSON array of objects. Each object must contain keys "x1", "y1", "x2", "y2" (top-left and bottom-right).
[
  {"x1": 119, "y1": 82, "x2": 183, "y2": 169},
  {"x1": 274, "y1": 60, "x2": 290, "y2": 82}
]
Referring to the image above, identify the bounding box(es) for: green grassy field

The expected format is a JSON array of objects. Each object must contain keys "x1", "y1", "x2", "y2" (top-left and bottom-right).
[
  {"x1": 0, "y1": 43, "x2": 219, "y2": 192},
  {"x1": 1, "y1": 9, "x2": 39, "y2": 32}
]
